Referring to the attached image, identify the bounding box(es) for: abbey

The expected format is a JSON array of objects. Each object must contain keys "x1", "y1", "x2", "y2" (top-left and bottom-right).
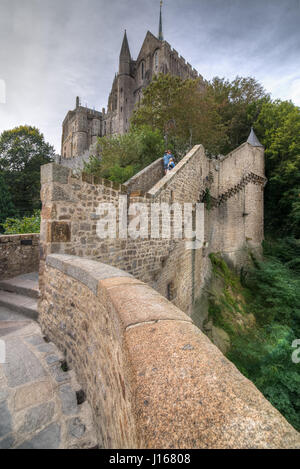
[{"x1": 61, "y1": 3, "x2": 204, "y2": 159}]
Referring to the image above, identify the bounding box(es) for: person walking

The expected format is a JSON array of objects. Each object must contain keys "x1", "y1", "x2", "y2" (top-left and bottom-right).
[{"x1": 163, "y1": 150, "x2": 171, "y2": 175}]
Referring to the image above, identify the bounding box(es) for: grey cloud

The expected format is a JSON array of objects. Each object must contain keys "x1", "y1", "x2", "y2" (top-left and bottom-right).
[{"x1": 0, "y1": 0, "x2": 299, "y2": 152}]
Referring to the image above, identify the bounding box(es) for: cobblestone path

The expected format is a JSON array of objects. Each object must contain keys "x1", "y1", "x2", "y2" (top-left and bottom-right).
[{"x1": 0, "y1": 274, "x2": 97, "y2": 449}]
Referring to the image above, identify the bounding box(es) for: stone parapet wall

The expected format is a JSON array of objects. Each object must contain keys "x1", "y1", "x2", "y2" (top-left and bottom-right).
[
  {"x1": 40, "y1": 142, "x2": 265, "y2": 315},
  {"x1": 0, "y1": 233, "x2": 40, "y2": 280},
  {"x1": 39, "y1": 254, "x2": 300, "y2": 449},
  {"x1": 124, "y1": 157, "x2": 164, "y2": 194}
]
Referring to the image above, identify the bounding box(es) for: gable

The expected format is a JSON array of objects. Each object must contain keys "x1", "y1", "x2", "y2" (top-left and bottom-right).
[{"x1": 136, "y1": 31, "x2": 162, "y2": 64}]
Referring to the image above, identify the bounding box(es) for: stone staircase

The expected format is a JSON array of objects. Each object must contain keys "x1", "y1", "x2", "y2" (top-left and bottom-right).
[
  {"x1": 199, "y1": 171, "x2": 267, "y2": 208},
  {"x1": 0, "y1": 273, "x2": 39, "y2": 320},
  {"x1": 0, "y1": 271, "x2": 98, "y2": 449}
]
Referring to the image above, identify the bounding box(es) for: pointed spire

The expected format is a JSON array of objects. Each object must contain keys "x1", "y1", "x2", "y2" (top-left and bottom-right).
[
  {"x1": 247, "y1": 127, "x2": 264, "y2": 147},
  {"x1": 120, "y1": 30, "x2": 131, "y2": 59},
  {"x1": 158, "y1": 1, "x2": 163, "y2": 41}
]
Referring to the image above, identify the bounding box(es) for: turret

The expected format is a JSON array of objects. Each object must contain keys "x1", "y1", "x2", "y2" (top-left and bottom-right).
[{"x1": 119, "y1": 30, "x2": 131, "y2": 75}]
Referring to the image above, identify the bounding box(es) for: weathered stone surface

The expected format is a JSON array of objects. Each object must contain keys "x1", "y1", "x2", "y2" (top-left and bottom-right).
[
  {"x1": 41, "y1": 163, "x2": 69, "y2": 185},
  {"x1": 59, "y1": 385, "x2": 78, "y2": 415},
  {"x1": 48, "y1": 221, "x2": 71, "y2": 243},
  {"x1": 3, "y1": 339, "x2": 46, "y2": 387},
  {"x1": 0, "y1": 434, "x2": 14, "y2": 449},
  {"x1": 19, "y1": 402, "x2": 55, "y2": 434},
  {"x1": 36, "y1": 343, "x2": 56, "y2": 354},
  {"x1": 125, "y1": 320, "x2": 300, "y2": 449},
  {"x1": 14, "y1": 380, "x2": 53, "y2": 411},
  {"x1": 46, "y1": 354, "x2": 60, "y2": 365},
  {"x1": 50, "y1": 364, "x2": 71, "y2": 384},
  {"x1": 25, "y1": 335, "x2": 45, "y2": 346},
  {"x1": 67, "y1": 417, "x2": 86, "y2": 439},
  {"x1": 39, "y1": 256, "x2": 300, "y2": 449},
  {"x1": 0, "y1": 401, "x2": 12, "y2": 437},
  {"x1": 102, "y1": 279, "x2": 192, "y2": 329},
  {"x1": 0, "y1": 389, "x2": 8, "y2": 401},
  {"x1": 0, "y1": 234, "x2": 39, "y2": 281},
  {"x1": 46, "y1": 254, "x2": 133, "y2": 295},
  {"x1": 17, "y1": 422, "x2": 61, "y2": 449}
]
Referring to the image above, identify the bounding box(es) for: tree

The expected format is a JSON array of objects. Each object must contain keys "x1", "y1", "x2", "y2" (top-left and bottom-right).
[
  {"x1": 131, "y1": 74, "x2": 269, "y2": 158},
  {"x1": 0, "y1": 172, "x2": 15, "y2": 231},
  {"x1": 0, "y1": 126, "x2": 55, "y2": 215},
  {"x1": 254, "y1": 100, "x2": 300, "y2": 236},
  {"x1": 132, "y1": 74, "x2": 228, "y2": 157},
  {"x1": 84, "y1": 126, "x2": 164, "y2": 183},
  {"x1": 206, "y1": 76, "x2": 270, "y2": 153}
]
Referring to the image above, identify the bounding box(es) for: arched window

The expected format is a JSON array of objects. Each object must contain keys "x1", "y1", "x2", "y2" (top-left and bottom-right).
[{"x1": 154, "y1": 50, "x2": 159, "y2": 71}]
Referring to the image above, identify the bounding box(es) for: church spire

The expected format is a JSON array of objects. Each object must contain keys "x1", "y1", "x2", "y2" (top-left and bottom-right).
[
  {"x1": 120, "y1": 30, "x2": 131, "y2": 59},
  {"x1": 119, "y1": 30, "x2": 131, "y2": 75},
  {"x1": 158, "y1": 1, "x2": 163, "y2": 41}
]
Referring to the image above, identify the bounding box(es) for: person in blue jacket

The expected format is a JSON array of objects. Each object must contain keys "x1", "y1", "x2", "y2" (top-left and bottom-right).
[
  {"x1": 163, "y1": 150, "x2": 171, "y2": 174},
  {"x1": 163, "y1": 150, "x2": 174, "y2": 174}
]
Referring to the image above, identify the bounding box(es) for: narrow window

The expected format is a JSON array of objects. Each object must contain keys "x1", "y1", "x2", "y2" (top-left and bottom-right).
[
  {"x1": 141, "y1": 61, "x2": 145, "y2": 79},
  {"x1": 154, "y1": 50, "x2": 159, "y2": 71}
]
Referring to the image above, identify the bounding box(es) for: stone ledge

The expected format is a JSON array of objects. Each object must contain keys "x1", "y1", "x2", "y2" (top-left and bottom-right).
[
  {"x1": 125, "y1": 319, "x2": 300, "y2": 448},
  {"x1": 41, "y1": 254, "x2": 300, "y2": 448},
  {"x1": 41, "y1": 163, "x2": 70, "y2": 185},
  {"x1": 148, "y1": 145, "x2": 203, "y2": 198},
  {"x1": 0, "y1": 233, "x2": 40, "y2": 243},
  {"x1": 46, "y1": 254, "x2": 133, "y2": 295}
]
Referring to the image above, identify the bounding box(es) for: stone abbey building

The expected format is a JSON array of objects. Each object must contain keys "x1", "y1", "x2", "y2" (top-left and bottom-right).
[{"x1": 61, "y1": 3, "x2": 204, "y2": 159}]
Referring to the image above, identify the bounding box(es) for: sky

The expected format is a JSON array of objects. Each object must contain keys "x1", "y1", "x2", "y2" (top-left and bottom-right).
[{"x1": 0, "y1": 0, "x2": 299, "y2": 153}]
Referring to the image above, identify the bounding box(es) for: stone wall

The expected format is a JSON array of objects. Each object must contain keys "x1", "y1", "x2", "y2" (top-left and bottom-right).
[
  {"x1": 0, "y1": 234, "x2": 40, "y2": 280},
  {"x1": 39, "y1": 253, "x2": 300, "y2": 449},
  {"x1": 124, "y1": 157, "x2": 164, "y2": 194},
  {"x1": 40, "y1": 143, "x2": 265, "y2": 315}
]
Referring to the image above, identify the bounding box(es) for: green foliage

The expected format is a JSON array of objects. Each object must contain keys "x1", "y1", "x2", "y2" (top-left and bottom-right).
[
  {"x1": 228, "y1": 323, "x2": 300, "y2": 431},
  {"x1": 254, "y1": 100, "x2": 300, "y2": 236},
  {"x1": 132, "y1": 74, "x2": 269, "y2": 158},
  {"x1": 207, "y1": 242, "x2": 300, "y2": 431},
  {"x1": 206, "y1": 76, "x2": 269, "y2": 153},
  {"x1": 131, "y1": 74, "x2": 228, "y2": 158},
  {"x1": 0, "y1": 125, "x2": 54, "y2": 215},
  {"x1": 202, "y1": 188, "x2": 212, "y2": 211},
  {"x1": 84, "y1": 126, "x2": 164, "y2": 183},
  {"x1": 207, "y1": 253, "x2": 251, "y2": 336},
  {"x1": 0, "y1": 172, "x2": 15, "y2": 232},
  {"x1": 2, "y1": 210, "x2": 41, "y2": 234}
]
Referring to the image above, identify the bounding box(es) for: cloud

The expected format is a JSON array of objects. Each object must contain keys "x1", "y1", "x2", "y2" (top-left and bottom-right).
[{"x1": 0, "y1": 0, "x2": 299, "y2": 152}]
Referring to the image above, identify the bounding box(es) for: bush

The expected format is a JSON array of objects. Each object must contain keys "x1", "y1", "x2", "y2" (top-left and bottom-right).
[
  {"x1": 2, "y1": 210, "x2": 40, "y2": 234},
  {"x1": 225, "y1": 238, "x2": 300, "y2": 431},
  {"x1": 84, "y1": 126, "x2": 165, "y2": 184}
]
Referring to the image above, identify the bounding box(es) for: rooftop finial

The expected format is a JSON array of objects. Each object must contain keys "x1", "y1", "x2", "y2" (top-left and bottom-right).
[
  {"x1": 247, "y1": 126, "x2": 264, "y2": 147},
  {"x1": 158, "y1": 0, "x2": 163, "y2": 41}
]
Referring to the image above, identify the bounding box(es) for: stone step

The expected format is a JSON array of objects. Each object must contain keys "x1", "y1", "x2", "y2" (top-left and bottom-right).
[
  {"x1": 0, "y1": 272, "x2": 39, "y2": 299},
  {"x1": 0, "y1": 290, "x2": 38, "y2": 320}
]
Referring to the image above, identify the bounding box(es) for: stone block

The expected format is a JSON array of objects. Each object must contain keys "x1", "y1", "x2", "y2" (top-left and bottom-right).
[
  {"x1": 17, "y1": 422, "x2": 61, "y2": 449},
  {"x1": 19, "y1": 402, "x2": 55, "y2": 434},
  {"x1": 0, "y1": 401, "x2": 12, "y2": 437},
  {"x1": 41, "y1": 163, "x2": 69, "y2": 185},
  {"x1": 59, "y1": 384, "x2": 78, "y2": 415},
  {"x1": 47, "y1": 222, "x2": 71, "y2": 243},
  {"x1": 67, "y1": 417, "x2": 86, "y2": 439},
  {"x1": 14, "y1": 380, "x2": 53, "y2": 411}
]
